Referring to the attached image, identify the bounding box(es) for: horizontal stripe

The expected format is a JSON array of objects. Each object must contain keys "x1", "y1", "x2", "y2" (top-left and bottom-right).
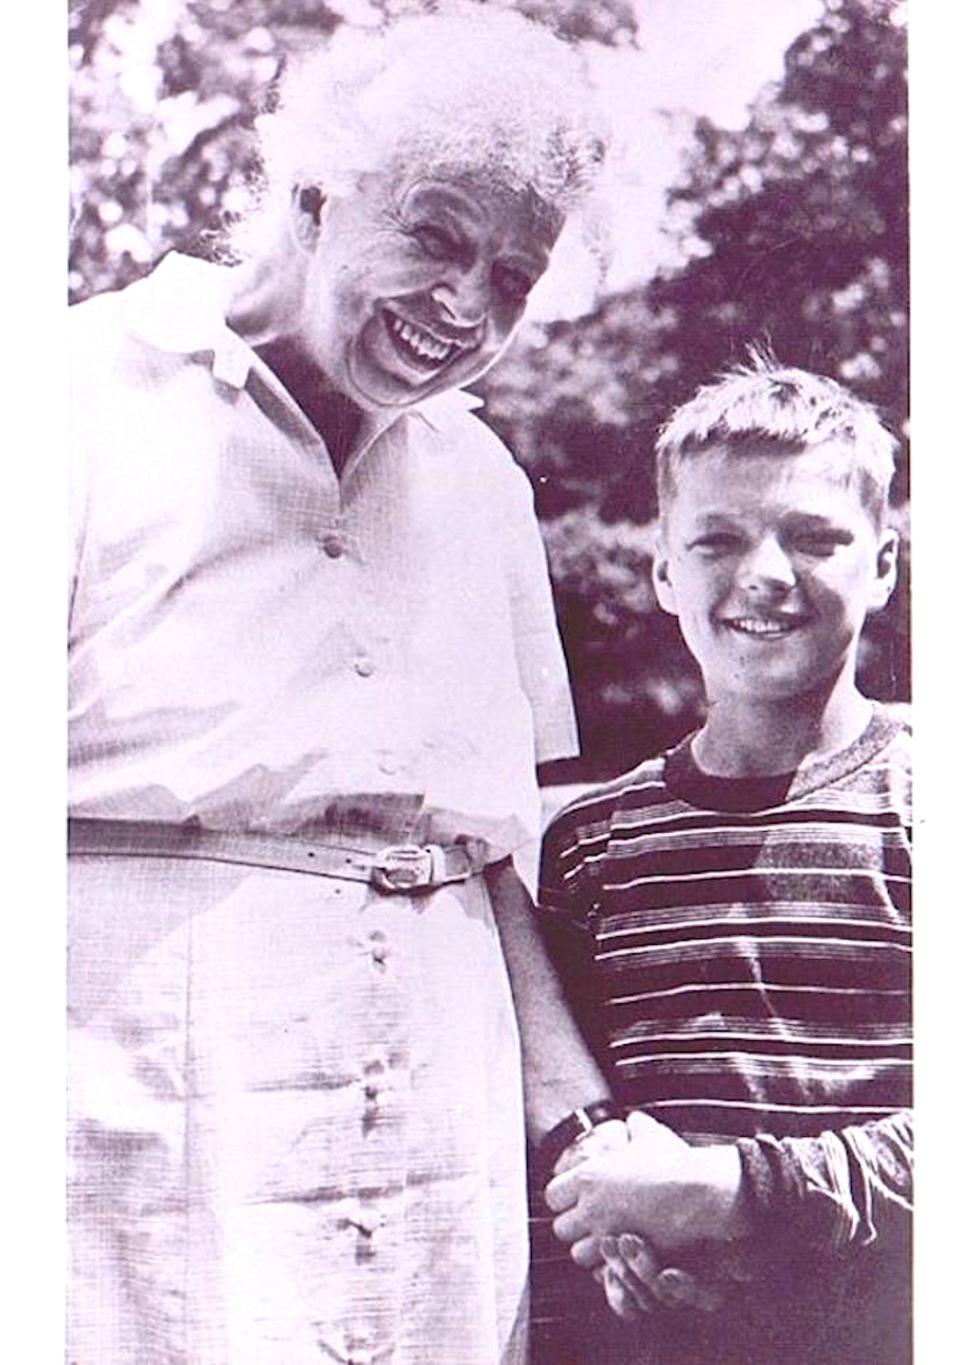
[
  {"x1": 607, "y1": 815, "x2": 908, "y2": 855},
  {"x1": 595, "y1": 935, "x2": 911, "y2": 964},
  {"x1": 596, "y1": 897, "x2": 910, "y2": 928},
  {"x1": 600, "y1": 842, "x2": 911, "y2": 883},
  {"x1": 602, "y1": 876, "x2": 911, "y2": 915},
  {"x1": 608, "y1": 982, "x2": 910, "y2": 1006},
  {"x1": 607, "y1": 1010, "x2": 910, "y2": 1037},
  {"x1": 556, "y1": 800, "x2": 909, "y2": 858},
  {"x1": 605, "y1": 982, "x2": 912, "y2": 1027},
  {"x1": 597, "y1": 915, "x2": 910, "y2": 946},
  {"x1": 606, "y1": 865, "x2": 910, "y2": 892},
  {"x1": 609, "y1": 1033, "x2": 912, "y2": 1053},
  {"x1": 600, "y1": 965, "x2": 909, "y2": 994},
  {"x1": 613, "y1": 1061, "x2": 911, "y2": 1105},
  {"x1": 640, "y1": 1097, "x2": 903, "y2": 1116}
]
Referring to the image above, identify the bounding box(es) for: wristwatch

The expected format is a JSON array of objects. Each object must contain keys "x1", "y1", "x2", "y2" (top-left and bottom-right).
[{"x1": 536, "y1": 1099, "x2": 623, "y2": 1182}]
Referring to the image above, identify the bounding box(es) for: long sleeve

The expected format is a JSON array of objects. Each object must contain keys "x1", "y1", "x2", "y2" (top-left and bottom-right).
[
  {"x1": 536, "y1": 803, "x2": 615, "y2": 1069},
  {"x1": 736, "y1": 1110, "x2": 913, "y2": 1257}
]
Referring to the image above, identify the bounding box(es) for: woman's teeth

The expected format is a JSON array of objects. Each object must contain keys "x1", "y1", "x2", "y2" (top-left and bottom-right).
[{"x1": 385, "y1": 311, "x2": 457, "y2": 364}]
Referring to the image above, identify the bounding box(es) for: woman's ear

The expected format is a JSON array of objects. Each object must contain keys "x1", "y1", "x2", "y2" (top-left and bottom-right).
[{"x1": 290, "y1": 184, "x2": 326, "y2": 251}]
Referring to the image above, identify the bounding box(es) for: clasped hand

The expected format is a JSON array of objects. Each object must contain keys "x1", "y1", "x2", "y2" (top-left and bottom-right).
[{"x1": 545, "y1": 1111, "x2": 748, "y2": 1318}]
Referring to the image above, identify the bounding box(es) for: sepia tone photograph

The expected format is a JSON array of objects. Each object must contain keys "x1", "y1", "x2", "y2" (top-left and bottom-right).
[{"x1": 63, "y1": 1, "x2": 912, "y2": 1361}]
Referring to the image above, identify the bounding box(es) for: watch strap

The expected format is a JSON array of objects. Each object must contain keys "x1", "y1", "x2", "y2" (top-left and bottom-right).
[{"x1": 536, "y1": 1099, "x2": 623, "y2": 1183}]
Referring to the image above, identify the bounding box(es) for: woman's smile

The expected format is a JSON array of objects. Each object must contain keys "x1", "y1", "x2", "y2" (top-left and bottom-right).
[{"x1": 380, "y1": 305, "x2": 476, "y2": 371}]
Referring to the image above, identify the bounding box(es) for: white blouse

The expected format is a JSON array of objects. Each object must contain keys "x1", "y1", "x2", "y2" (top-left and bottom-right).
[{"x1": 68, "y1": 253, "x2": 578, "y2": 887}]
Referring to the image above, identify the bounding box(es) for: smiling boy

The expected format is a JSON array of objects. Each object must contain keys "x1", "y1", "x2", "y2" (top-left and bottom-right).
[{"x1": 538, "y1": 356, "x2": 912, "y2": 1364}]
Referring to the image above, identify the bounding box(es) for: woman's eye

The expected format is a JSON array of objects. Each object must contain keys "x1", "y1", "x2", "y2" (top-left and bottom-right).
[
  {"x1": 493, "y1": 263, "x2": 534, "y2": 302},
  {"x1": 414, "y1": 225, "x2": 457, "y2": 259}
]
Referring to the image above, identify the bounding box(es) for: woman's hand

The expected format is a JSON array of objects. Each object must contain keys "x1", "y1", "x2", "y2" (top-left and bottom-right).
[
  {"x1": 550, "y1": 1118, "x2": 630, "y2": 1270},
  {"x1": 545, "y1": 1110, "x2": 747, "y2": 1254}
]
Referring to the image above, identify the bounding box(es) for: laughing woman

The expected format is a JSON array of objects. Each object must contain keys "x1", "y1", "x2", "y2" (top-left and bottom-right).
[{"x1": 68, "y1": 9, "x2": 621, "y2": 1363}]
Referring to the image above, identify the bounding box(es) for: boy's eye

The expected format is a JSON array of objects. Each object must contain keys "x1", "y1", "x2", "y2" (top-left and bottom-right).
[
  {"x1": 689, "y1": 532, "x2": 742, "y2": 555},
  {"x1": 492, "y1": 261, "x2": 535, "y2": 303},
  {"x1": 790, "y1": 531, "x2": 848, "y2": 557},
  {"x1": 413, "y1": 224, "x2": 459, "y2": 260}
]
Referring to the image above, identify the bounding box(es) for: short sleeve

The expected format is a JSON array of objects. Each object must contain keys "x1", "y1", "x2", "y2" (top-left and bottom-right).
[
  {"x1": 497, "y1": 456, "x2": 579, "y2": 764},
  {"x1": 69, "y1": 419, "x2": 88, "y2": 628},
  {"x1": 68, "y1": 303, "x2": 101, "y2": 631}
]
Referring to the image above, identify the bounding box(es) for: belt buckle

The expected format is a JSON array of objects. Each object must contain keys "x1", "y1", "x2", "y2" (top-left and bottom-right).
[{"x1": 370, "y1": 844, "x2": 435, "y2": 893}]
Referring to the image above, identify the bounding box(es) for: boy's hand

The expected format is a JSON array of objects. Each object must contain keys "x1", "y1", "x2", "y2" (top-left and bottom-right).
[
  {"x1": 598, "y1": 1234, "x2": 727, "y2": 1319},
  {"x1": 545, "y1": 1110, "x2": 747, "y2": 1253}
]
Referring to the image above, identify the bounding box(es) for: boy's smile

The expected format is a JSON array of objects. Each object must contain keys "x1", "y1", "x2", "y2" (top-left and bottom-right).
[
  {"x1": 721, "y1": 611, "x2": 810, "y2": 638},
  {"x1": 653, "y1": 443, "x2": 898, "y2": 710}
]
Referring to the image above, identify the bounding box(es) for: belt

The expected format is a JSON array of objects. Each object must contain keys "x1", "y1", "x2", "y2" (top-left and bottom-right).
[{"x1": 67, "y1": 819, "x2": 485, "y2": 894}]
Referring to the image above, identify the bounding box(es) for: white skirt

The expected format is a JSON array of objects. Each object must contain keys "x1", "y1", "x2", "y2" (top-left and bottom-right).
[{"x1": 68, "y1": 842, "x2": 529, "y2": 1364}]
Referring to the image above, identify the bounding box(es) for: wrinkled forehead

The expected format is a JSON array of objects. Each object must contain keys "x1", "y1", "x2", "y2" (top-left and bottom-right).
[
  {"x1": 400, "y1": 152, "x2": 562, "y2": 219},
  {"x1": 371, "y1": 154, "x2": 566, "y2": 250}
]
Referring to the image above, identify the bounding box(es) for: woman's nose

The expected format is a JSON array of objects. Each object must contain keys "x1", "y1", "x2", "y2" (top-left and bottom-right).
[{"x1": 431, "y1": 266, "x2": 488, "y2": 328}]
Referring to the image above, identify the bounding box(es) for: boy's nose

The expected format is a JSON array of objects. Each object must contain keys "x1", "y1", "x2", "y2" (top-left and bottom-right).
[{"x1": 738, "y1": 536, "x2": 797, "y2": 593}]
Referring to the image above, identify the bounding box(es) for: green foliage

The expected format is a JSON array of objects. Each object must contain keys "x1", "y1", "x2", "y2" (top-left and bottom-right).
[
  {"x1": 539, "y1": 510, "x2": 703, "y2": 781},
  {"x1": 68, "y1": 0, "x2": 638, "y2": 302},
  {"x1": 481, "y1": 0, "x2": 909, "y2": 775},
  {"x1": 651, "y1": 0, "x2": 907, "y2": 485}
]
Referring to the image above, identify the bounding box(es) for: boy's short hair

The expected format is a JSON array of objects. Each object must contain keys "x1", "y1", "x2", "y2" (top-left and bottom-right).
[{"x1": 655, "y1": 350, "x2": 899, "y2": 527}]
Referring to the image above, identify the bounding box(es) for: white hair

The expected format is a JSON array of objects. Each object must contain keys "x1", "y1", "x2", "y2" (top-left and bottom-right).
[{"x1": 238, "y1": 4, "x2": 610, "y2": 273}]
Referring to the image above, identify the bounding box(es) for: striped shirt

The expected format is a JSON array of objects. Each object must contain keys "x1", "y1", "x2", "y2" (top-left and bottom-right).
[{"x1": 533, "y1": 704, "x2": 912, "y2": 1364}]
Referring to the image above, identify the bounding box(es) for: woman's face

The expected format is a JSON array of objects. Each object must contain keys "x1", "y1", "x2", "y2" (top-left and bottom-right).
[{"x1": 292, "y1": 161, "x2": 564, "y2": 412}]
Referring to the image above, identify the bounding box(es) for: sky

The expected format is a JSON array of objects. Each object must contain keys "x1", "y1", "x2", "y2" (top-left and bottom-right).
[
  {"x1": 529, "y1": 0, "x2": 823, "y2": 317},
  {"x1": 600, "y1": 0, "x2": 824, "y2": 285}
]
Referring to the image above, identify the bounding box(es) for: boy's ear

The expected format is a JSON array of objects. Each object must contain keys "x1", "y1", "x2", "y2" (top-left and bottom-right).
[
  {"x1": 652, "y1": 540, "x2": 678, "y2": 616},
  {"x1": 868, "y1": 527, "x2": 899, "y2": 612},
  {"x1": 290, "y1": 184, "x2": 326, "y2": 251}
]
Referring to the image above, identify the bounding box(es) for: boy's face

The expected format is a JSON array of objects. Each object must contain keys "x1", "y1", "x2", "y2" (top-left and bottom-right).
[{"x1": 653, "y1": 443, "x2": 898, "y2": 707}]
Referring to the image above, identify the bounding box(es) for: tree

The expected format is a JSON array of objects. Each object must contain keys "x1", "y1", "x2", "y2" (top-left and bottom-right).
[
  {"x1": 68, "y1": 0, "x2": 639, "y2": 303},
  {"x1": 650, "y1": 0, "x2": 907, "y2": 489},
  {"x1": 69, "y1": 0, "x2": 909, "y2": 777},
  {"x1": 481, "y1": 0, "x2": 909, "y2": 776}
]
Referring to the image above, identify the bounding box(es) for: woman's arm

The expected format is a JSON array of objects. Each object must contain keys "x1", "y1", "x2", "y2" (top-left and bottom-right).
[{"x1": 485, "y1": 857, "x2": 614, "y2": 1142}]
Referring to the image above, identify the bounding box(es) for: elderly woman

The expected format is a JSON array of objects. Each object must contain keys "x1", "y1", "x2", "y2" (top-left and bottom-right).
[{"x1": 68, "y1": 10, "x2": 621, "y2": 1363}]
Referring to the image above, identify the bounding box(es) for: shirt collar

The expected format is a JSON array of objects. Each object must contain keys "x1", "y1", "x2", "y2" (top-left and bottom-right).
[
  {"x1": 123, "y1": 252, "x2": 252, "y2": 388},
  {"x1": 125, "y1": 252, "x2": 487, "y2": 425},
  {"x1": 412, "y1": 387, "x2": 485, "y2": 431}
]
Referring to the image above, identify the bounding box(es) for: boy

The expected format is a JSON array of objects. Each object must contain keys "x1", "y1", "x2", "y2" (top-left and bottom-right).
[{"x1": 536, "y1": 356, "x2": 912, "y2": 1364}]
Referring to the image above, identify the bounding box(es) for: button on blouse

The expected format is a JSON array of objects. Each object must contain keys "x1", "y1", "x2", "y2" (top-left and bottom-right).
[{"x1": 68, "y1": 254, "x2": 579, "y2": 885}]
